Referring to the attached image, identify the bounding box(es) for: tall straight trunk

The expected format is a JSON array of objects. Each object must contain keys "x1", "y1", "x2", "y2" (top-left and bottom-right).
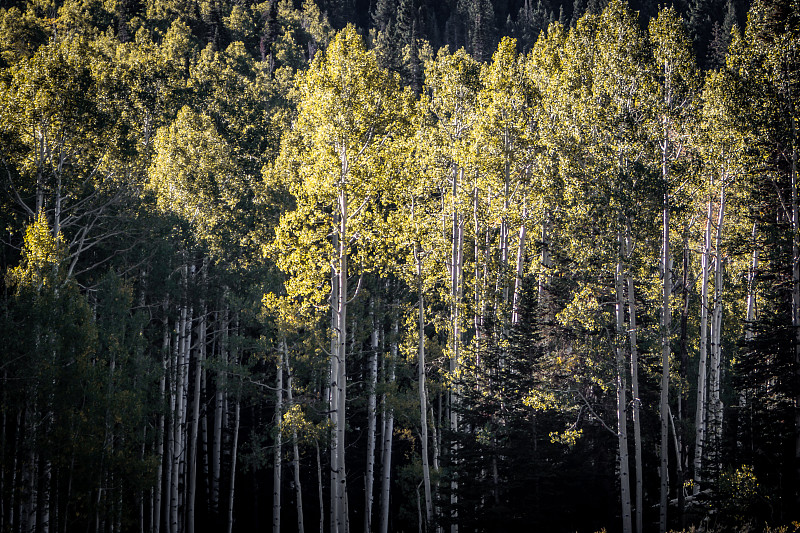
[
  {"x1": 709, "y1": 186, "x2": 726, "y2": 471},
  {"x1": 625, "y1": 270, "x2": 642, "y2": 533},
  {"x1": 329, "y1": 244, "x2": 340, "y2": 533},
  {"x1": 660, "y1": 190, "x2": 671, "y2": 533},
  {"x1": 272, "y1": 342, "x2": 285, "y2": 533},
  {"x1": 187, "y1": 296, "x2": 206, "y2": 533},
  {"x1": 379, "y1": 318, "x2": 397, "y2": 533},
  {"x1": 415, "y1": 246, "x2": 434, "y2": 527},
  {"x1": 449, "y1": 168, "x2": 464, "y2": 533},
  {"x1": 285, "y1": 347, "x2": 305, "y2": 533},
  {"x1": 693, "y1": 200, "x2": 713, "y2": 494},
  {"x1": 170, "y1": 302, "x2": 187, "y2": 533},
  {"x1": 212, "y1": 303, "x2": 229, "y2": 517},
  {"x1": 316, "y1": 441, "x2": 324, "y2": 533},
  {"x1": 364, "y1": 303, "x2": 379, "y2": 533},
  {"x1": 474, "y1": 187, "x2": 483, "y2": 339},
  {"x1": 226, "y1": 393, "x2": 241, "y2": 533},
  {"x1": 511, "y1": 209, "x2": 528, "y2": 326},
  {"x1": 333, "y1": 189, "x2": 349, "y2": 533},
  {"x1": 746, "y1": 222, "x2": 759, "y2": 341},
  {"x1": 792, "y1": 118, "x2": 800, "y2": 508},
  {"x1": 154, "y1": 312, "x2": 169, "y2": 533},
  {"x1": 615, "y1": 238, "x2": 633, "y2": 533}
]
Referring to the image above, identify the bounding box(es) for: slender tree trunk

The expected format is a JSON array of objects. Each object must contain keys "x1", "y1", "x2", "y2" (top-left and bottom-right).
[
  {"x1": 316, "y1": 441, "x2": 324, "y2": 533},
  {"x1": 415, "y1": 245, "x2": 434, "y2": 528},
  {"x1": 511, "y1": 209, "x2": 527, "y2": 326},
  {"x1": 364, "y1": 303, "x2": 379, "y2": 533},
  {"x1": 226, "y1": 392, "x2": 240, "y2": 533},
  {"x1": 693, "y1": 200, "x2": 713, "y2": 494},
  {"x1": 379, "y1": 318, "x2": 397, "y2": 533},
  {"x1": 615, "y1": 239, "x2": 633, "y2": 533},
  {"x1": 449, "y1": 168, "x2": 464, "y2": 533},
  {"x1": 333, "y1": 189, "x2": 349, "y2": 533},
  {"x1": 187, "y1": 294, "x2": 206, "y2": 533},
  {"x1": 285, "y1": 347, "x2": 305, "y2": 533},
  {"x1": 625, "y1": 269, "x2": 642, "y2": 533},
  {"x1": 154, "y1": 312, "x2": 169, "y2": 533},
  {"x1": 212, "y1": 303, "x2": 228, "y2": 518},
  {"x1": 272, "y1": 342, "x2": 285, "y2": 533},
  {"x1": 660, "y1": 189, "x2": 672, "y2": 533},
  {"x1": 709, "y1": 186, "x2": 726, "y2": 475},
  {"x1": 792, "y1": 118, "x2": 800, "y2": 510}
]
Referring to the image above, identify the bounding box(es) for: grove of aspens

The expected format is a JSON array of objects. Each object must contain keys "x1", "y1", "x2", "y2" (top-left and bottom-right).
[{"x1": 1, "y1": 0, "x2": 799, "y2": 531}]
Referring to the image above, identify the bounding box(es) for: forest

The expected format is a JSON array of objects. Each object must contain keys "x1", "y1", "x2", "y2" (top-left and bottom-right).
[{"x1": 1, "y1": 0, "x2": 800, "y2": 531}]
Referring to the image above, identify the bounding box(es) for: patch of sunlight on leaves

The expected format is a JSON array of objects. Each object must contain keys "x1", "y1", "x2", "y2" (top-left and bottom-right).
[{"x1": 549, "y1": 428, "x2": 582, "y2": 447}]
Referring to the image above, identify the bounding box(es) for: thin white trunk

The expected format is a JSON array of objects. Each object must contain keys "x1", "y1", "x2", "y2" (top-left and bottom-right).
[
  {"x1": 226, "y1": 393, "x2": 241, "y2": 533},
  {"x1": 379, "y1": 318, "x2": 397, "y2": 533},
  {"x1": 212, "y1": 303, "x2": 229, "y2": 515},
  {"x1": 745, "y1": 222, "x2": 759, "y2": 341},
  {"x1": 154, "y1": 312, "x2": 169, "y2": 533},
  {"x1": 187, "y1": 298, "x2": 206, "y2": 533},
  {"x1": 449, "y1": 168, "x2": 464, "y2": 533},
  {"x1": 364, "y1": 304, "x2": 379, "y2": 533},
  {"x1": 660, "y1": 192, "x2": 671, "y2": 533},
  {"x1": 273, "y1": 342, "x2": 285, "y2": 533},
  {"x1": 511, "y1": 209, "x2": 528, "y2": 326},
  {"x1": 792, "y1": 119, "x2": 800, "y2": 490},
  {"x1": 415, "y1": 246, "x2": 434, "y2": 527},
  {"x1": 285, "y1": 348, "x2": 305, "y2": 533},
  {"x1": 693, "y1": 200, "x2": 713, "y2": 494},
  {"x1": 615, "y1": 246, "x2": 633, "y2": 533},
  {"x1": 709, "y1": 186, "x2": 726, "y2": 468},
  {"x1": 316, "y1": 441, "x2": 324, "y2": 533},
  {"x1": 625, "y1": 271, "x2": 642, "y2": 533},
  {"x1": 334, "y1": 189, "x2": 349, "y2": 533}
]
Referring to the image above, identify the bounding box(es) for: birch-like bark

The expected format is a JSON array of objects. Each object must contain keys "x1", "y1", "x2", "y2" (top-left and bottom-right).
[
  {"x1": 746, "y1": 222, "x2": 759, "y2": 341},
  {"x1": 791, "y1": 119, "x2": 800, "y2": 494},
  {"x1": 333, "y1": 189, "x2": 349, "y2": 533},
  {"x1": 379, "y1": 318, "x2": 397, "y2": 533},
  {"x1": 212, "y1": 303, "x2": 229, "y2": 516},
  {"x1": 154, "y1": 311, "x2": 169, "y2": 533},
  {"x1": 511, "y1": 209, "x2": 528, "y2": 326},
  {"x1": 226, "y1": 392, "x2": 241, "y2": 533},
  {"x1": 660, "y1": 189, "x2": 671, "y2": 533},
  {"x1": 285, "y1": 347, "x2": 305, "y2": 533},
  {"x1": 615, "y1": 240, "x2": 633, "y2": 533},
  {"x1": 415, "y1": 245, "x2": 434, "y2": 527},
  {"x1": 187, "y1": 294, "x2": 206, "y2": 533},
  {"x1": 709, "y1": 186, "x2": 727, "y2": 471},
  {"x1": 364, "y1": 303, "x2": 379, "y2": 533},
  {"x1": 272, "y1": 342, "x2": 284, "y2": 533},
  {"x1": 449, "y1": 167, "x2": 464, "y2": 533},
  {"x1": 693, "y1": 200, "x2": 713, "y2": 494},
  {"x1": 625, "y1": 269, "x2": 642, "y2": 533}
]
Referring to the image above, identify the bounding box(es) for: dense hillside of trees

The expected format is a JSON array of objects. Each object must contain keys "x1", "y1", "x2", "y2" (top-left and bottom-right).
[{"x1": 2, "y1": 0, "x2": 800, "y2": 532}]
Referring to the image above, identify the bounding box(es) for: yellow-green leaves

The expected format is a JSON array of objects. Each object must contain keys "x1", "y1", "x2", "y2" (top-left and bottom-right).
[
  {"x1": 7, "y1": 212, "x2": 65, "y2": 291},
  {"x1": 148, "y1": 106, "x2": 236, "y2": 241}
]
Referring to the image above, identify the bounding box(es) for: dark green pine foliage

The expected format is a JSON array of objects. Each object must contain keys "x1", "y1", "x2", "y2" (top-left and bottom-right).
[{"x1": 452, "y1": 277, "x2": 607, "y2": 532}]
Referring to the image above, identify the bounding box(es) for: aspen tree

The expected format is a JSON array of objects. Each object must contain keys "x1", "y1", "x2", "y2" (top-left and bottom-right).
[
  {"x1": 272, "y1": 26, "x2": 410, "y2": 532},
  {"x1": 649, "y1": 10, "x2": 699, "y2": 530}
]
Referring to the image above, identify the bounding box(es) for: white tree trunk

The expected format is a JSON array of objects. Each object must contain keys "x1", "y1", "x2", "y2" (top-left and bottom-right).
[
  {"x1": 615, "y1": 248, "x2": 633, "y2": 533},
  {"x1": 511, "y1": 209, "x2": 528, "y2": 326},
  {"x1": 226, "y1": 393, "x2": 241, "y2": 533},
  {"x1": 660, "y1": 193, "x2": 671, "y2": 533},
  {"x1": 625, "y1": 270, "x2": 642, "y2": 533},
  {"x1": 693, "y1": 200, "x2": 713, "y2": 494},
  {"x1": 272, "y1": 342, "x2": 285, "y2": 533},
  {"x1": 285, "y1": 347, "x2": 305, "y2": 533},
  {"x1": 415, "y1": 246, "x2": 434, "y2": 527},
  {"x1": 364, "y1": 303, "x2": 379, "y2": 533},
  {"x1": 379, "y1": 318, "x2": 397, "y2": 533},
  {"x1": 709, "y1": 186, "x2": 726, "y2": 471},
  {"x1": 187, "y1": 297, "x2": 206, "y2": 533}
]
